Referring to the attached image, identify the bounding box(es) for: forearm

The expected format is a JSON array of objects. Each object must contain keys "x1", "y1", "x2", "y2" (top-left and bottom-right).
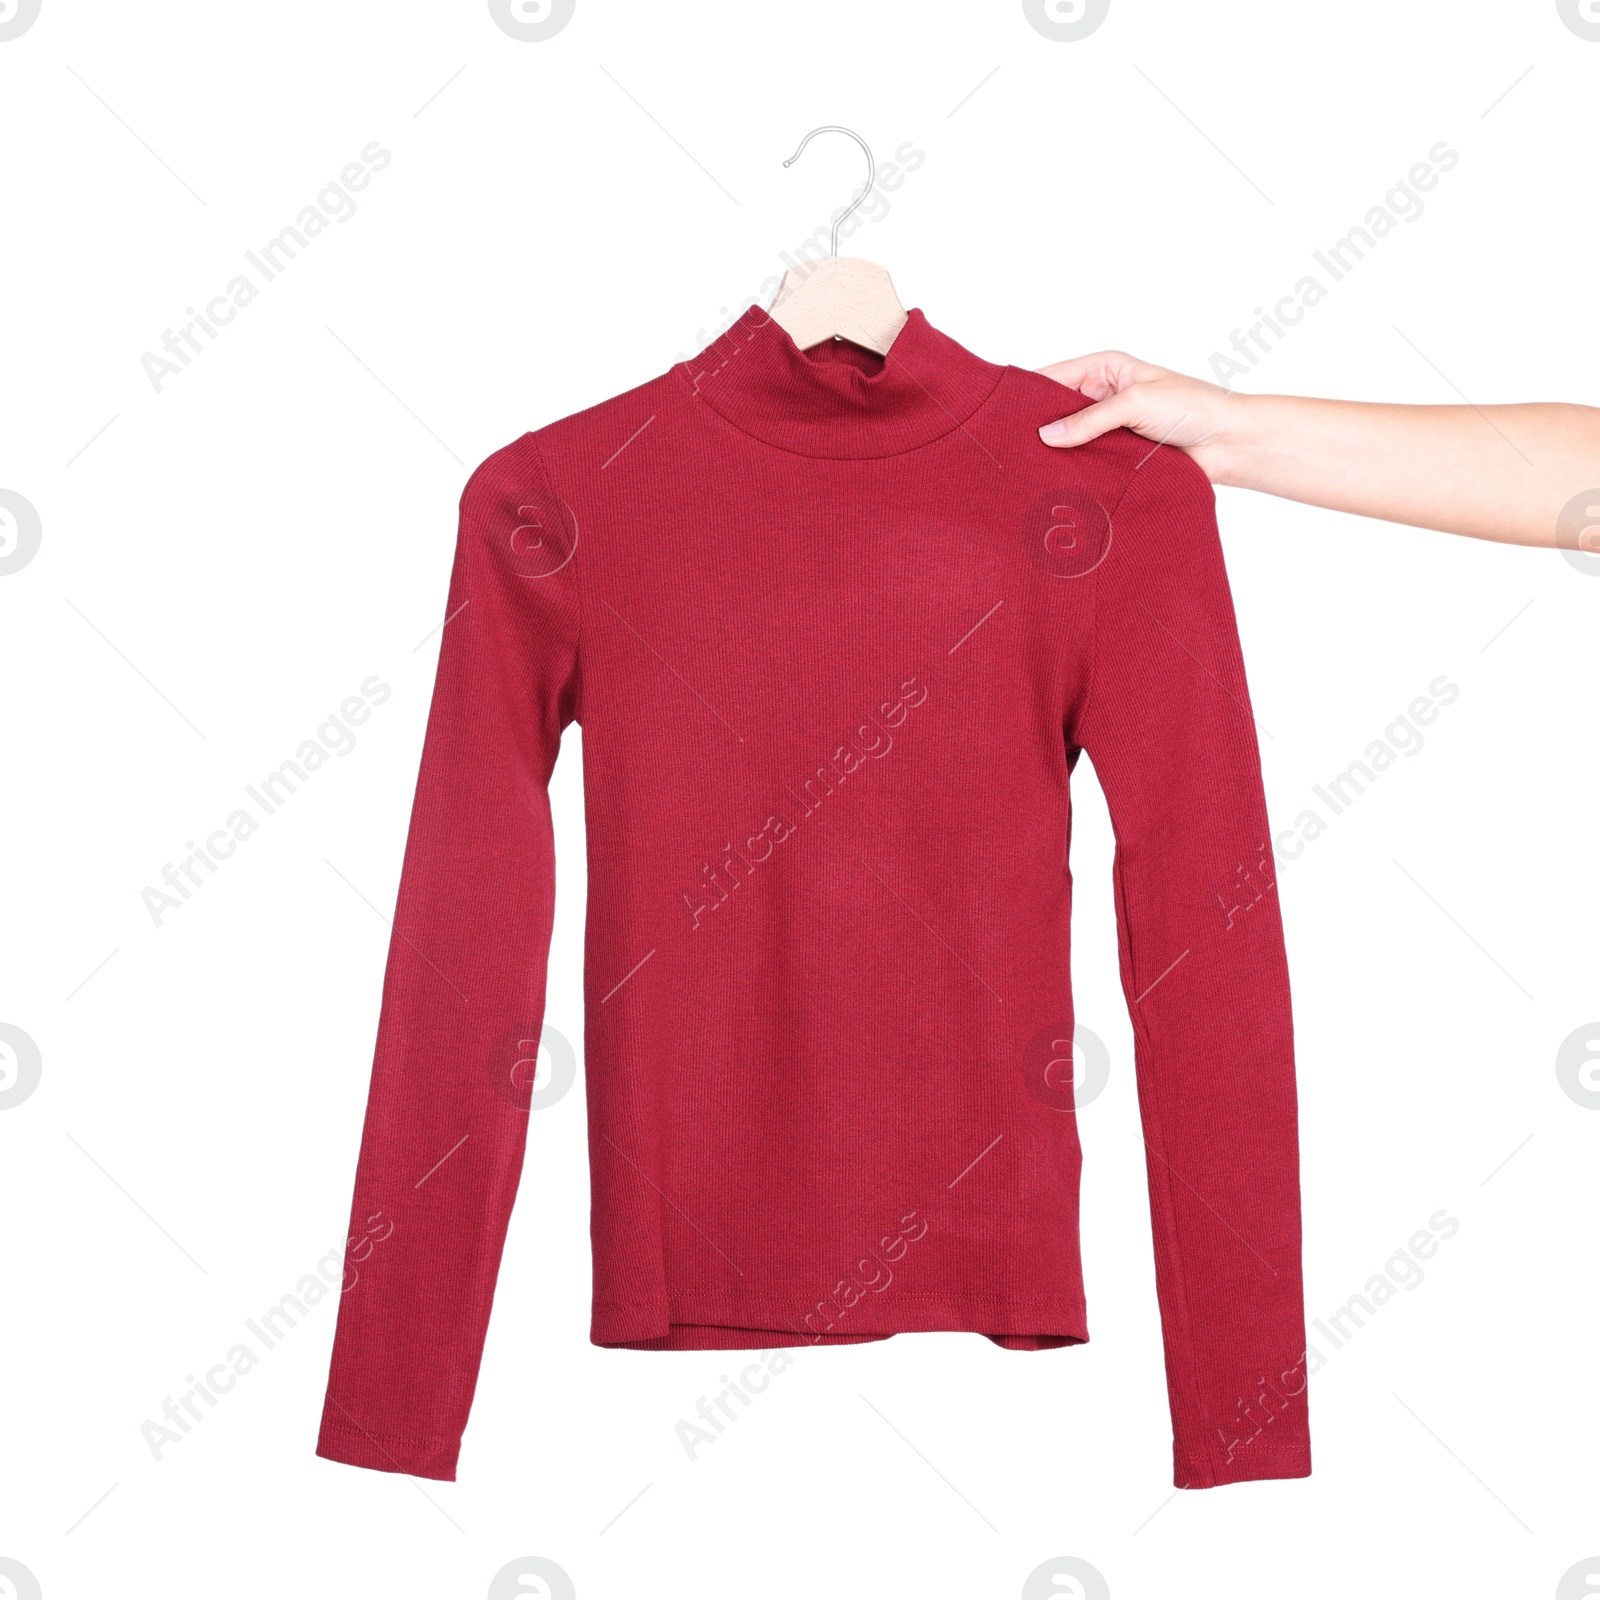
[{"x1": 1211, "y1": 395, "x2": 1600, "y2": 547}]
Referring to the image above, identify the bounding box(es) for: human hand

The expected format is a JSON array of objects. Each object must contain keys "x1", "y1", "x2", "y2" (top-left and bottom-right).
[
  {"x1": 1036, "y1": 353, "x2": 1600, "y2": 547},
  {"x1": 1035, "y1": 351, "x2": 1245, "y2": 482}
]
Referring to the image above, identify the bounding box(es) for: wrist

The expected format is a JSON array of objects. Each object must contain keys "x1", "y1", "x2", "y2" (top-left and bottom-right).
[{"x1": 1203, "y1": 389, "x2": 1264, "y2": 489}]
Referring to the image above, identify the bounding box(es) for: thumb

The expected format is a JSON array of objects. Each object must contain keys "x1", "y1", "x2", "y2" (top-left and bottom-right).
[{"x1": 1038, "y1": 388, "x2": 1145, "y2": 449}]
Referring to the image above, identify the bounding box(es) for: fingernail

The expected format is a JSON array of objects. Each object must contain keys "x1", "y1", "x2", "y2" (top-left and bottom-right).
[{"x1": 1038, "y1": 421, "x2": 1069, "y2": 445}]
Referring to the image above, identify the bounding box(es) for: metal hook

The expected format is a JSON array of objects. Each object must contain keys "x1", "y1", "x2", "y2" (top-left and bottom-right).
[{"x1": 782, "y1": 126, "x2": 874, "y2": 257}]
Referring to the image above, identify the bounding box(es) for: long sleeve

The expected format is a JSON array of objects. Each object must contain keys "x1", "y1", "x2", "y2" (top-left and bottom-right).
[
  {"x1": 317, "y1": 434, "x2": 580, "y2": 1480},
  {"x1": 312, "y1": 312, "x2": 1307, "y2": 1488},
  {"x1": 1071, "y1": 446, "x2": 1310, "y2": 1487}
]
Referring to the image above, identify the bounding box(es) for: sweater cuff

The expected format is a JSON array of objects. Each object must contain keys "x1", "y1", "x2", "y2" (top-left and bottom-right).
[
  {"x1": 1175, "y1": 1429, "x2": 1311, "y2": 1488},
  {"x1": 317, "y1": 1413, "x2": 460, "y2": 1480}
]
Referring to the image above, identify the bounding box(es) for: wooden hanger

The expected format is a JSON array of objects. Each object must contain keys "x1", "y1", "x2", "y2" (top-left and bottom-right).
[{"x1": 768, "y1": 127, "x2": 909, "y2": 357}]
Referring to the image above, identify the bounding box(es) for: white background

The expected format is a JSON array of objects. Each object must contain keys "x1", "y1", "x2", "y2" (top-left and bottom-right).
[{"x1": 2, "y1": 2, "x2": 1597, "y2": 1597}]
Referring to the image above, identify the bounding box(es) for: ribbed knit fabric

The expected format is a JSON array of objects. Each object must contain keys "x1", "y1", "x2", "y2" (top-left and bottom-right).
[{"x1": 316, "y1": 306, "x2": 1310, "y2": 1488}]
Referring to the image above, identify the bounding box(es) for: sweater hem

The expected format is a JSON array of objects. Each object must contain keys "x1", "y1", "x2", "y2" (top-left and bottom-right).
[{"x1": 591, "y1": 1292, "x2": 1090, "y2": 1350}]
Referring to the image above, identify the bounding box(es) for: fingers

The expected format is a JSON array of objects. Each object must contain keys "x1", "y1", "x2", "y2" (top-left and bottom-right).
[
  {"x1": 1036, "y1": 362, "x2": 1236, "y2": 457},
  {"x1": 1034, "y1": 350, "x2": 1163, "y2": 401},
  {"x1": 1038, "y1": 387, "x2": 1145, "y2": 449},
  {"x1": 1034, "y1": 354, "x2": 1115, "y2": 395}
]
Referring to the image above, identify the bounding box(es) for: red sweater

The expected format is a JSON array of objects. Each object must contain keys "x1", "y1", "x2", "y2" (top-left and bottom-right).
[{"x1": 317, "y1": 306, "x2": 1310, "y2": 1487}]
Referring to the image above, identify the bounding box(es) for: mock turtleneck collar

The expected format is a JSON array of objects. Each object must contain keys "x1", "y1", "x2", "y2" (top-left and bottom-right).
[{"x1": 677, "y1": 305, "x2": 1006, "y2": 459}]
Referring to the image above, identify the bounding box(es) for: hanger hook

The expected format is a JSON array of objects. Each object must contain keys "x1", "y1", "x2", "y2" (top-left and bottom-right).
[{"x1": 782, "y1": 126, "x2": 875, "y2": 257}]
